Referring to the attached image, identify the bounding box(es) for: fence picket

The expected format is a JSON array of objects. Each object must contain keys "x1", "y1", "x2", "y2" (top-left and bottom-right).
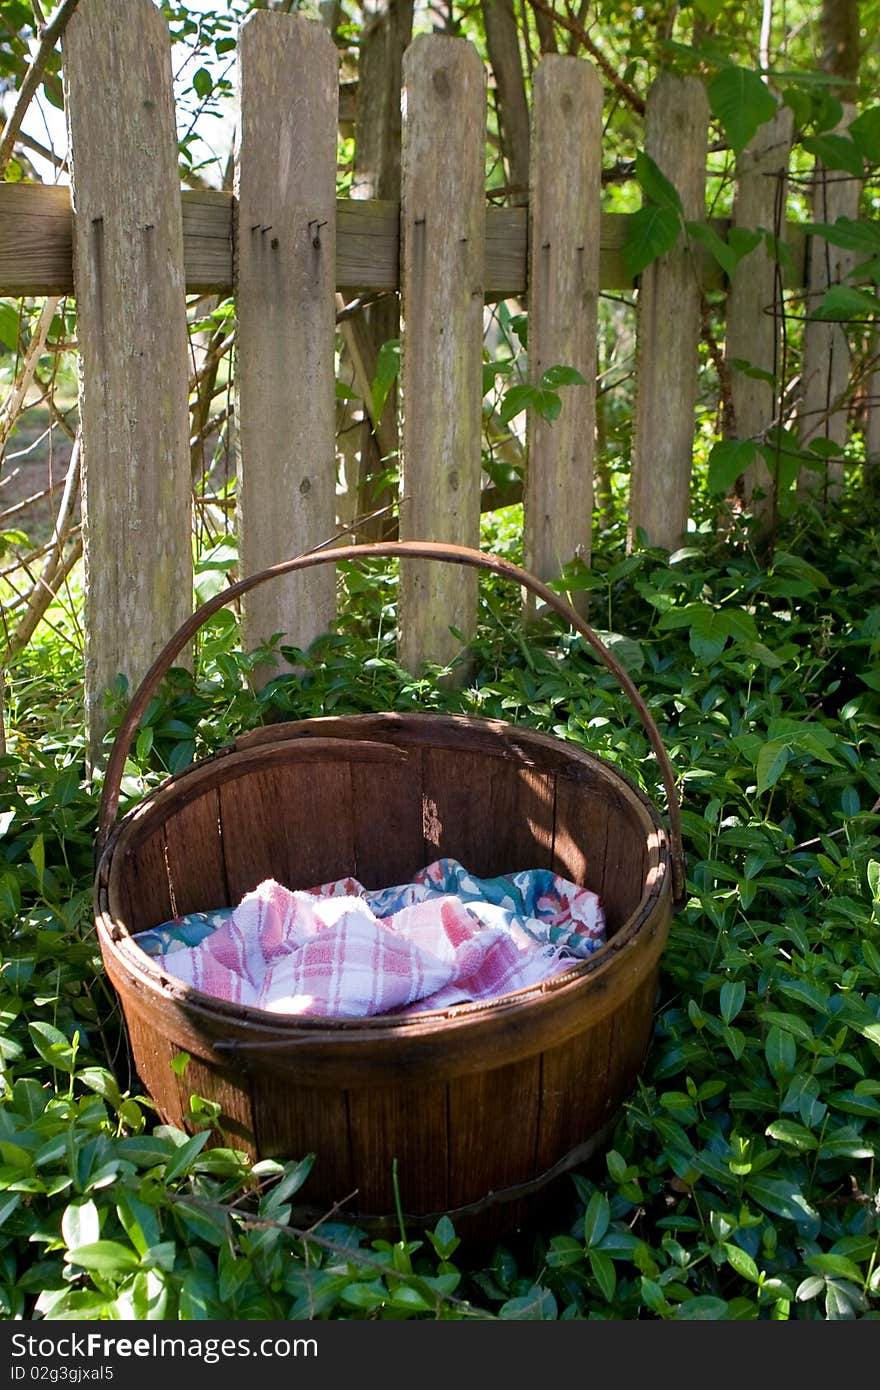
[
  {"x1": 525, "y1": 55, "x2": 602, "y2": 606},
  {"x1": 725, "y1": 107, "x2": 794, "y2": 514},
  {"x1": 797, "y1": 103, "x2": 861, "y2": 502},
  {"x1": 63, "y1": 0, "x2": 191, "y2": 761},
  {"x1": 629, "y1": 73, "x2": 708, "y2": 552},
  {"x1": 234, "y1": 13, "x2": 338, "y2": 678},
  {"x1": 398, "y1": 36, "x2": 486, "y2": 673}
]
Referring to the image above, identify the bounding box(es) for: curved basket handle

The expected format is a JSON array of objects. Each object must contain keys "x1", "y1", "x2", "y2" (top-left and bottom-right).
[{"x1": 98, "y1": 541, "x2": 686, "y2": 904}]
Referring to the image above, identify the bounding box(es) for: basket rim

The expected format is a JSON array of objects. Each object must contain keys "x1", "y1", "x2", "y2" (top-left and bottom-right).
[{"x1": 94, "y1": 711, "x2": 672, "y2": 1035}]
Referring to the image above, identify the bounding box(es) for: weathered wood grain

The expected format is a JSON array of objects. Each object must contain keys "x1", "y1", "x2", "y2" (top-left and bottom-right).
[
  {"x1": 447, "y1": 1055, "x2": 541, "y2": 1206},
  {"x1": 725, "y1": 107, "x2": 794, "y2": 513},
  {"x1": 0, "y1": 183, "x2": 808, "y2": 297},
  {"x1": 63, "y1": 0, "x2": 192, "y2": 761},
  {"x1": 525, "y1": 56, "x2": 602, "y2": 602},
  {"x1": 397, "y1": 36, "x2": 486, "y2": 674},
  {"x1": 628, "y1": 73, "x2": 709, "y2": 552},
  {"x1": 234, "y1": 12, "x2": 338, "y2": 681},
  {"x1": 218, "y1": 760, "x2": 355, "y2": 901}
]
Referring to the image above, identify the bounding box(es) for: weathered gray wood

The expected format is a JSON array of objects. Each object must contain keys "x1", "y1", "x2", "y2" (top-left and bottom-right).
[
  {"x1": 398, "y1": 36, "x2": 486, "y2": 673},
  {"x1": 63, "y1": 0, "x2": 192, "y2": 760},
  {"x1": 725, "y1": 106, "x2": 794, "y2": 513},
  {"x1": 234, "y1": 13, "x2": 338, "y2": 678},
  {"x1": 525, "y1": 55, "x2": 602, "y2": 604},
  {"x1": 797, "y1": 102, "x2": 860, "y2": 501},
  {"x1": 0, "y1": 183, "x2": 809, "y2": 298},
  {"x1": 629, "y1": 73, "x2": 709, "y2": 552}
]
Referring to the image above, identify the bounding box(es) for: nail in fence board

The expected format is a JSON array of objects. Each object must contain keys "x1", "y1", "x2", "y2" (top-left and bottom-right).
[
  {"x1": 398, "y1": 36, "x2": 486, "y2": 673},
  {"x1": 629, "y1": 73, "x2": 709, "y2": 552},
  {"x1": 525, "y1": 56, "x2": 602, "y2": 601},
  {"x1": 234, "y1": 13, "x2": 338, "y2": 680},
  {"x1": 63, "y1": 0, "x2": 192, "y2": 761}
]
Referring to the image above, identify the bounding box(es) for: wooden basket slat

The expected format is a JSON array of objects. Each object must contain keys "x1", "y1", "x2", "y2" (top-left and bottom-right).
[
  {"x1": 111, "y1": 832, "x2": 174, "y2": 935},
  {"x1": 551, "y1": 772, "x2": 610, "y2": 904},
  {"x1": 248, "y1": 1076, "x2": 353, "y2": 1198},
  {"x1": 533, "y1": 1017, "x2": 616, "y2": 1175},
  {"x1": 447, "y1": 1056, "x2": 541, "y2": 1207},
  {"x1": 127, "y1": 1005, "x2": 257, "y2": 1153},
  {"x1": 219, "y1": 760, "x2": 356, "y2": 900},
  {"x1": 175, "y1": 1058, "x2": 257, "y2": 1155},
  {"x1": 598, "y1": 815, "x2": 650, "y2": 934},
  {"x1": 420, "y1": 747, "x2": 556, "y2": 877},
  {"x1": 346, "y1": 1078, "x2": 450, "y2": 1217},
  {"x1": 163, "y1": 788, "x2": 230, "y2": 916},
  {"x1": 350, "y1": 751, "x2": 425, "y2": 889},
  {"x1": 603, "y1": 969, "x2": 658, "y2": 1097}
]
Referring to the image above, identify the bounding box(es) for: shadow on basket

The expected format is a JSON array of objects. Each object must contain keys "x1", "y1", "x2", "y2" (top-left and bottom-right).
[{"x1": 93, "y1": 542, "x2": 685, "y2": 1246}]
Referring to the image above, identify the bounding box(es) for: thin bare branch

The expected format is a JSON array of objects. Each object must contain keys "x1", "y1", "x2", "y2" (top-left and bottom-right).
[
  {"x1": 0, "y1": 0, "x2": 82, "y2": 178},
  {"x1": 525, "y1": 0, "x2": 645, "y2": 114},
  {"x1": 0, "y1": 298, "x2": 60, "y2": 450}
]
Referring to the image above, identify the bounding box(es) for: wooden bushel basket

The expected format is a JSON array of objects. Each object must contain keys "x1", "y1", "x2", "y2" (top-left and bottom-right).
[{"x1": 94, "y1": 542, "x2": 685, "y2": 1241}]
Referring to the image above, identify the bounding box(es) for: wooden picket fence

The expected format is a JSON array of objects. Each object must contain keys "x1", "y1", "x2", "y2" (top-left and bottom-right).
[{"x1": 0, "y1": 0, "x2": 856, "y2": 753}]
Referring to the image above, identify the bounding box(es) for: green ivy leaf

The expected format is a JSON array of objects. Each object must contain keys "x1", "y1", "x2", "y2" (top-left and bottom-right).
[
  {"x1": 583, "y1": 1192, "x2": 610, "y2": 1248},
  {"x1": 719, "y1": 979, "x2": 746, "y2": 1024},
  {"x1": 675, "y1": 1295, "x2": 731, "y2": 1319},
  {"x1": 498, "y1": 1286, "x2": 557, "y2": 1319},
  {"x1": 849, "y1": 105, "x2": 880, "y2": 162},
  {"x1": 755, "y1": 739, "x2": 792, "y2": 794},
  {"x1": 707, "y1": 439, "x2": 759, "y2": 494},
  {"x1": 66, "y1": 1241, "x2": 140, "y2": 1275},
  {"x1": 370, "y1": 338, "x2": 401, "y2": 426},
  {"x1": 61, "y1": 1200, "x2": 100, "y2": 1251},
  {"x1": 708, "y1": 66, "x2": 779, "y2": 156},
  {"x1": 589, "y1": 1249, "x2": 617, "y2": 1302},
  {"x1": 814, "y1": 285, "x2": 880, "y2": 322},
  {"x1": 722, "y1": 1242, "x2": 760, "y2": 1283},
  {"x1": 806, "y1": 1253, "x2": 866, "y2": 1284},
  {"x1": 809, "y1": 217, "x2": 880, "y2": 257},
  {"x1": 686, "y1": 221, "x2": 739, "y2": 279},
  {"x1": 634, "y1": 151, "x2": 684, "y2": 214},
  {"x1": 540, "y1": 364, "x2": 587, "y2": 390},
  {"x1": 0, "y1": 301, "x2": 20, "y2": 353},
  {"x1": 622, "y1": 205, "x2": 681, "y2": 279},
  {"x1": 162, "y1": 1130, "x2": 210, "y2": 1183},
  {"x1": 192, "y1": 67, "x2": 213, "y2": 100},
  {"x1": 802, "y1": 133, "x2": 864, "y2": 177},
  {"x1": 765, "y1": 1119, "x2": 818, "y2": 1150},
  {"x1": 744, "y1": 1176, "x2": 820, "y2": 1234},
  {"x1": 765, "y1": 1025, "x2": 797, "y2": 1082}
]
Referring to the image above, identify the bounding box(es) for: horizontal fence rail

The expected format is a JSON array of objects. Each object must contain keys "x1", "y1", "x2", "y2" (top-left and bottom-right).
[{"x1": 0, "y1": 181, "x2": 810, "y2": 298}]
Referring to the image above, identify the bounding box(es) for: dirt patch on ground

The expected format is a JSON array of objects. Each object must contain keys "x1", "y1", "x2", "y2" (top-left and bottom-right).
[{"x1": 1, "y1": 403, "x2": 78, "y2": 548}]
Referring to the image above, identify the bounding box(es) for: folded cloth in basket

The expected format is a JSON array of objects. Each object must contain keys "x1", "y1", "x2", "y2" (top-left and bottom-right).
[{"x1": 134, "y1": 857, "x2": 605, "y2": 1018}]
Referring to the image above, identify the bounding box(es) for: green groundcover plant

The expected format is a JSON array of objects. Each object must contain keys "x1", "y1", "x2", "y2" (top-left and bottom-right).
[{"x1": 0, "y1": 495, "x2": 878, "y2": 1321}]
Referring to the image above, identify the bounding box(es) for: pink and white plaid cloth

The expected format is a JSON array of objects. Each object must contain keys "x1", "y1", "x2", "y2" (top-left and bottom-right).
[{"x1": 150, "y1": 859, "x2": 605, "y2": 1018}]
